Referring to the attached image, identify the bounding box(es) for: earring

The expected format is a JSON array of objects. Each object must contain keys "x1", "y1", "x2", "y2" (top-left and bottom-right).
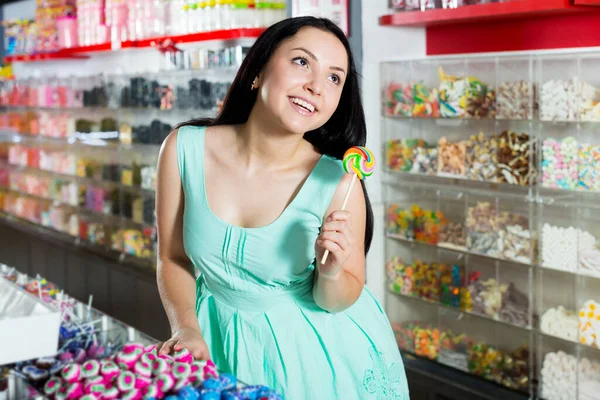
[{"x1": 251, "y1": 78, "x2": 258, "y2": 90}]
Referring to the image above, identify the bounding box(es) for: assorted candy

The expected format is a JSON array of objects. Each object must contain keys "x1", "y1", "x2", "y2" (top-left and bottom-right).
[
  {"x1": 437, "y1": 137, "x2": 466, "y2": 177},
  {"x1": 496, "y1": 81, "x2": 536, "y2": 120},
  {"x1": 578, "y1": 300, "x2": 600, "y2": 349},
  {"x1": 4, "y1": 142, "x2": 158, "y2": 260},
  {"x1": 540, "y1": 77, "x2": 600, "y2": 122},
  {"x1": 497, "y1": 130, "x2": 536, "y2": 187},
  {"x1": 0, "y1": 72, "x2": 232, "y2": 113},
  {"x1": 541, "y1": 351, "x2": 600, "y2": 400},
  {"x1": 541, "y1": 306, "x2": 579, "y2": 343},
  {"x1": 386, "y1": 257, "x2": 465, "y2": 308},
  {"x1": 466, "y1": 202, "x2": 534, "y2": 263},
  {"x1": 391, "y1": 322, "x2": 529, "y2": 392},
  {"x1": 464, "y1": 272, "x2": 530, "y2": 328},
  {"x1": 37, "y1": 345, "x2": 282, "y2": 400},
  {"x1": 464, "y1": 132, "x2": 497, "y2": 182},
  {"x1": 385, "y1": 130, "x2": 538, "y2": 189},
  {"x1": 383, "y1": 66, "x2": 495, "y2": 119},
  {"x1": 541, "y1": 137, "x2": 578, "y2": 190},
  {"x1": 1, "y1": 267, "x2": 283, "y2": 399},
  {"x1": 540, "y1": 223, "x2": 600, "y2": 277}
]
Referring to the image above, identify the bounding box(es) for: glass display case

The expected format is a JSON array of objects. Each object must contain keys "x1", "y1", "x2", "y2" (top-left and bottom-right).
[
  {"x1": 381, "y1": 50, "x2": 600, "y2": 398},
  {"x1": 0, "y1": 44, "x2": 245, "y2": 268}
]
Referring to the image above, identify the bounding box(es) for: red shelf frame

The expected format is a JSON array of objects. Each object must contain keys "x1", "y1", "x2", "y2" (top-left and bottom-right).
[
  {"x1": 379, "y1": 0, "x2": 591, "y2": 27},
  {"x1": 4, "y1": 28, "x2": 265, "y2": 64}
]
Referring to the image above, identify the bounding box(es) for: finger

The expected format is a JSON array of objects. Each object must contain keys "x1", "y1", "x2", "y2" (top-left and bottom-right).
[
  {"x1": 319, "y1": 231, "x2": 349, "y2": 250},
  {"x1": 159, "y1": 339, "x2": 176, "y2": 355},
  {"x1": 326, "y1": 210, "x2": 351, "y2": 222},
  {"x1": 173, "y1": 340, "x2": 186, "y2": 351},
  {"x1": 192, "y1": 347, "x2": 210, "y2": 361},
  {"x1": 317, "y1": 239, "x2": 343, "y2": 254},
  {"x1": 321, "y1": 220, "x2": 348, "y2": 233}
]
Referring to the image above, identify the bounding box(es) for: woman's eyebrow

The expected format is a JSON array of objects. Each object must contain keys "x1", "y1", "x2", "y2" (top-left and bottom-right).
[{"x1": 292, "y1": 47, "x2": 347, "y2": 75}]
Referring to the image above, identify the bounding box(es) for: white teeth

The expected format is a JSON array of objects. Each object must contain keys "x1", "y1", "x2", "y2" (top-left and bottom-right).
[{"x1": 291, "y1": 97, "x2": 315, "y2": 112}]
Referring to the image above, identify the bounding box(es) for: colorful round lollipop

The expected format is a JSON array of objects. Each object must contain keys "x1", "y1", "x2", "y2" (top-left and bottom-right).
[
  {"x1": 342, "y1": 146, "x2": 375, "y2": 180},
  {"x1": 321, "y1": 146, "x2": 376, "y2": 265}
]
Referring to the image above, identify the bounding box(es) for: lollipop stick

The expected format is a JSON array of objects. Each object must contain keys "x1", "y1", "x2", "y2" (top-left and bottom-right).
[{"x1": 320, "y1": 174, "x2": 358, "y2": 265}]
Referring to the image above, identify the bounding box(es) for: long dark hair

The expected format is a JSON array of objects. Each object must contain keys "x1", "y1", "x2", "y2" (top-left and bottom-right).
[{"x1": 176, "y1": 17, "x2": 374, "y2": 253}]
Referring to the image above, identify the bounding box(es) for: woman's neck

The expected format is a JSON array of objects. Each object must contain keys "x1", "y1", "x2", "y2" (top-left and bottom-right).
[{"x1": 236, "y1": 112, "x2": 308, "y2": 173}]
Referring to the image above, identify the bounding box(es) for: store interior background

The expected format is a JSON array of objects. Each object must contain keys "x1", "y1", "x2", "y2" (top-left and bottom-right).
[
  {"x1": 6, "y1": 1, "x2": 600, "y2": 399},
  {"x1": 0, "y1": 0, "x2": 422, "y2": 325}
]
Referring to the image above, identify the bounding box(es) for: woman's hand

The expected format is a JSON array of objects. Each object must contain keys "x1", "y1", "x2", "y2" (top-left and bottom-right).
[
  {"x1": 315, "y1": 210, "x2": 355, "y2": 279},
  {"x1": 157, "y1": 326, "x2": 211, "y2": 360}
]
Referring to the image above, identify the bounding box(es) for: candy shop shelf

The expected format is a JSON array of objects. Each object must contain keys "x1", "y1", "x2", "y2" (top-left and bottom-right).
[
  {"x1": 400, "y1": 351, "x2": 530, "y2": 400},
  {"x1": 4, "y1": 163, "x2": 155, "y2": 196},
  {"x1": 2, "y1": 187, "x2": 154, "y2": 231},
  {"x1": 378, "y1": 0, "x2": 590, "y2": 27},
  {"x1": 539, "y1": 331, "x2": 600, "y2": 354},
  {"x1": 539, "y1": 264, "x2": 600, "y2": 281},
  {"x1": 385, "y1": 233, "x2": 534, "y2": 268},
  {"x1": 383, "y1": 176, "x2": 534, "y2": 201},
  {"x1": 384, "y1": 169, "x2": 533, "y2": 196},
  {"x1": 388, "y1": 289, "x2": 533, "y2": 331},
  {"x1": 0, "y1": 212, "x2": 155, "y2": 273},
  {"x1": 3, "y1": 105, "x2": 220, "y2": 116},
  {"x1": 3, "y1": 28, "x2": 266, "y2": 64},
  {"x1": 6, "y1": 131, "x2": 164, "y2": 152}
]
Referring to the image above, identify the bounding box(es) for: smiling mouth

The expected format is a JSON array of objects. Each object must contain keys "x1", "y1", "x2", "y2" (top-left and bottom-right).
[{"x1": 288, "y1": 96, "x2": 317, "y2": 114}]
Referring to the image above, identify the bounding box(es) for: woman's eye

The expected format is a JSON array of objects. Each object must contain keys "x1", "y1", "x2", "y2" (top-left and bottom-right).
[
  {"x1": 293, "y1": 57, "x2": 308, "y2": 67},
  {"x1": 329, "y1": 75, "x2": 341, "y2": 85}
]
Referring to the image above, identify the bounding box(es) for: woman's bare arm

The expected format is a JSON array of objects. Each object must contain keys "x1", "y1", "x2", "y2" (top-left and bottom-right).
[{"x1": 156, "y1": 130, "x2": 209, "y2": 358}]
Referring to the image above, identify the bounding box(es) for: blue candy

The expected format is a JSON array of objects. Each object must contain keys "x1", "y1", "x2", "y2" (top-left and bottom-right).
[
  {"x1": 202, "y1": 378, "x2": 223, "y2": 391},
  {"x1": 199, "y1": 388, "x2": 221, "y2": 400},
  {"x1": 165, "y1": 396, "x2": 179, "y2": 400},
  {"x1": 238, "y1": 385, "x2": 260, "y2": 400},
  {"x1": 221, "y1": 390, "x2": 245, "y2": 400},
  {"x1": 219, "y1": 373, "x2": 237, "y2": 391},
  {"x1": 178, "y1": 386, "x2": 200, "y2": 400},
  {"x1": 256, "y1": 386, "x2": 272, "y2": 397}
]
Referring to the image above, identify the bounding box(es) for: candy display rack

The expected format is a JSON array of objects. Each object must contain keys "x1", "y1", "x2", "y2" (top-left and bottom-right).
[
  {"x1": 381, "y1": 49, "x2": 600, "y2": 398},
  {"x1": 0, "y1": 54, "x2": 245, "y2": 269}
]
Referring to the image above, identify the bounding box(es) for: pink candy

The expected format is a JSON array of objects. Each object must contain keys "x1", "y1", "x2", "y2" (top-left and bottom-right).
[
  {"x1": 123, "y1": 343, "x2": 145, "y2": 354},
  {"x1": 117, "y1": 371, "x2": 136, "y2": 392},
  {"x1": 65, "y1": 382, "x2": 83, "y2": 399},
  {"x1": 81, "y1": 359, "x2": 100, "y2": 378},
  {"x1": 154, "y1": 373, "x2": 175, "y2": 393},
  {"x1": 61, "y1": 364, "x2": 81, "y2": 383},
  {"x1": 100, "y1": 360, "x2": 120, "y2": 380},
  {"x1": 173, "y1": 348, "x2": 193, "y2": 364},
  {"x1": 120, "y1": 388, "x2": 142, "y2": 400},
  {"x1": 135, "y1": 375, "x2": 152, "y2": 389},
  {"x1": 203, "y1": 360, "x2": 219, "y2": 380},
  {"x1": 152, "y1": 358, "x2": 171, "y2": 375},
  {"x1": 84, "y1": 382, "x2": 105, "y2": 396},
  {"x1": 143, "y1": 383, "x2": 162, "y2": 398},
  {"x1": 134, "y1": 361, "x2": 152, "y2": 378},
  {"x1": 140, "y1": 352, "x2": 157, "y2": 365},
  {"x1": 102, "y1": 386, "x2": 120, "y2": 400},
  {"x1": 43, "y1": 377, "x2": 63, "y2": 395},
  {"x1": 172, "y1": 362, "x2": 191, "y2": 381}
]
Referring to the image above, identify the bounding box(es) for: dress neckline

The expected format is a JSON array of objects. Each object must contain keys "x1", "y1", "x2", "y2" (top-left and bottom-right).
[{"x1": 200, "y1": 126, "x2": 325, "y2": 231}]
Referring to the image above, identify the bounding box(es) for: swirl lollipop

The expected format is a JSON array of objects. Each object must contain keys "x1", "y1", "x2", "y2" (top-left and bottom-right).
[{"x1": 321, "y1": 146, "x2": 376, "y2": 264}]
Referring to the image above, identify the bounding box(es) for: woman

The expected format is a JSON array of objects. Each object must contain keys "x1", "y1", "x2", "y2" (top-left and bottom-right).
[{"x1": 156, "y1": 17, "x2": 409, "y2": 400}]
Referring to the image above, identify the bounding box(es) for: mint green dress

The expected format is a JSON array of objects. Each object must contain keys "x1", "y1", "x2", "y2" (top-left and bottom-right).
[{"x1": 177, "y1": 125, "x2": 409, "y2": 400}]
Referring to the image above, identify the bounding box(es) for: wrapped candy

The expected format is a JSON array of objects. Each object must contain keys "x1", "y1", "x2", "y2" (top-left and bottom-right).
[{"x1": 384, "y1": 82, "x2": 413, "y2": 117}]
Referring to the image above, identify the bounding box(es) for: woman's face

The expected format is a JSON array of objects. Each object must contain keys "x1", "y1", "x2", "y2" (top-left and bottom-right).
[{"x1": 254, "y1": 27, "x2": 349, "y2": 135}]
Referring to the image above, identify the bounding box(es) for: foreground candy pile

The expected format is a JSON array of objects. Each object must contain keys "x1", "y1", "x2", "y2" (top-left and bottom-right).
[
  {"x1": 37, "y1": 344, "x2": 281, "y2": 400},
  {"x1": 1, "y1": 265, "x2": 282, "y2": 400}
]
